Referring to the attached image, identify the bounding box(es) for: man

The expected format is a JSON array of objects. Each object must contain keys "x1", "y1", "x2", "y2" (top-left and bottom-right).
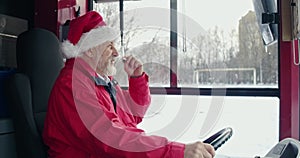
[{"x1": 43, "y1": 11, "x2": 215, "y2": 158}]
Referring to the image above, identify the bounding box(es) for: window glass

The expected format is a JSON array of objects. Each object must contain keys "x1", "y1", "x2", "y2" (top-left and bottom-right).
[
  {"x1": 94, "y1": 0, "x2": 170, "y2": 87},
  {"x1": 93, "y1": 1, "x2": 280, "y2": 157},
  {"x1": 138, "y1": 95, "x2": 279, "y2": 157},
  {"x1": 177, "y1": 0, "x2": 278, "y2": 88}
]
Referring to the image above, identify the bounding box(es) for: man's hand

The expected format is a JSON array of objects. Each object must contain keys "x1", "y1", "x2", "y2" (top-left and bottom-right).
[
  {"x1": 184, "y1": 141, "x2": 215, "y2": 158},
  {"x1": 123, "y1": 55, "x2": 143, "y2": 77}
]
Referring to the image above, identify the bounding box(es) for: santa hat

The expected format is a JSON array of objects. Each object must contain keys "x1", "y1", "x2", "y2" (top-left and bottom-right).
[{"x1": 61, "y1": 11, "x2": 119, "y2": 59}]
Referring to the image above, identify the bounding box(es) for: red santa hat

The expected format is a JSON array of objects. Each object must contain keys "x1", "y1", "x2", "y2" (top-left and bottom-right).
[{"x1": 61, "y1": 11, "x2": 119, "y2": 59}]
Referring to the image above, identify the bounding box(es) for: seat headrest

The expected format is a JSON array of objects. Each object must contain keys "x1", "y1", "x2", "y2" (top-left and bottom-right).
[
  {"x1": 16, "y1": 28, "x2": 63, "y2": 76},
  {"x1": 16, "y1": 28, "x2": 64, "y2": 113}
]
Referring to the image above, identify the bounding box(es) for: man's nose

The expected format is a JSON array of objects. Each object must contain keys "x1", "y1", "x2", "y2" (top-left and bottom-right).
[{"x1": 112, "y1": 47, "x2": 119, "y2": 57}]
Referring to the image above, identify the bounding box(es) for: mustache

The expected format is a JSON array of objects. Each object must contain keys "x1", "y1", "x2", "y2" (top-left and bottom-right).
[{"x1": 114, "y1": 56, "x2": 123, "y2": 63}]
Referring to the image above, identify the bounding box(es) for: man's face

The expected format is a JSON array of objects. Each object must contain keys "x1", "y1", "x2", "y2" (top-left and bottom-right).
[{"x1": 96, "y1": 41, "x2": 119, "y2": 76}]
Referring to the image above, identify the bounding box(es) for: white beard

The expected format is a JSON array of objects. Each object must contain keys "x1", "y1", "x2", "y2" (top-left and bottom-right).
[
  {"x1": 97, "y1": 56, "x2": 117, "y2": 76},
  {"x1": 105, "y1": 64, "x2": 116, "y2": 76}
]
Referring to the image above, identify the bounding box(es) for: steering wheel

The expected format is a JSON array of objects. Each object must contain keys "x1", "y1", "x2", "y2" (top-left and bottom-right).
[{"x1": 203, "y1": 127, "x2": 233, "y2": 150}]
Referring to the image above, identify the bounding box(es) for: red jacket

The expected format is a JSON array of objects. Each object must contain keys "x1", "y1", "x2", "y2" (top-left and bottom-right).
[{"x1": 43, "y1": 58, "x2": 185, "y2": 158}]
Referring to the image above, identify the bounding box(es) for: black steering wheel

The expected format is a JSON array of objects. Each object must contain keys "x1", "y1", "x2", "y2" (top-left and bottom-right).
[{"x1": 203, "y1": 127, "x2": 233, "y2": 150}]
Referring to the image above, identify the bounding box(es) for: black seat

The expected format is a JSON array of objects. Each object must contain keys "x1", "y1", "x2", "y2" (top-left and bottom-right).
[{"x1": 8, "y1": 28, "x2": 64, "y2": 158}]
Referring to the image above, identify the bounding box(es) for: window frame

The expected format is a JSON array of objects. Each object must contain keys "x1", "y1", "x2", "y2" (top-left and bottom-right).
[
  {"x1": 168, "y1": 0, "x2": 279, "y2": 98},
  {"x1": 88, "y1": 0, "x2": 280, "y2": 96},
  {"x1": 91, "y1": 0, "x2": 300, "y2": 140}
]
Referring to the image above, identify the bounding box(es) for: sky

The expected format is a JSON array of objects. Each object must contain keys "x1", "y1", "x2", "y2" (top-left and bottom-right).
[
  {"x1": 118, "y1": 0, "x2": 255, "y2": 48},
  {"x1": 125, "y1": 0, "x2": 254, "y2": 33},
  {"x1": 182, "y1": 0, "x2": 254, "y2": 31}
]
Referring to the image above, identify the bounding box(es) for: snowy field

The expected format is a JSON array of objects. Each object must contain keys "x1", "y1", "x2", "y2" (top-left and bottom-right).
[{"x1": 137, "y1": 95, "x2": 279, "y2": 157}]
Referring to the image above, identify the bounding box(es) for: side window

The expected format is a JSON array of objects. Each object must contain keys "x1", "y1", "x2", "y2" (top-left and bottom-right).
[
  {"x1": 177, "y1": 0, "x2": 278, "y2": 88},
  {"x1": 93, "y1": 0, "x2": 279, "y2": 157},
  {"x1": 94, "y1": 0, "x2": 170, "y2": 86},
  {"x1": 94, "y1": 0, "x2": 278, "y2": 89}
]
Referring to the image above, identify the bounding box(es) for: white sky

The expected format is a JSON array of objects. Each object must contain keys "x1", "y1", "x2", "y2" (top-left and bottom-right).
[
  {"x1": 182, "y1": 0, "x2": 254, "y2": 31},
  {"x1": 126, "y1": 0, "x2": 254, "y2": 33}
]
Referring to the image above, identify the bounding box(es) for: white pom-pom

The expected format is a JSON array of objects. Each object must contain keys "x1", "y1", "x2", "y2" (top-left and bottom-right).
[{"x1": 61, "y1": 40, "x2": 80, "y2": 59}]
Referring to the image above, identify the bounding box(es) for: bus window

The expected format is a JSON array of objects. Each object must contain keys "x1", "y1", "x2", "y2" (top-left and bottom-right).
[
  {"x1": 94, "y1": 0, "x2": 170, "y2": 87},
  {"x1": 93, "y1": 0, "x2": 279, "y2": 157},
  {"x1": 138, "y1": 95, "x2": 279, "y2": 157},
  {"x1": 177, "y1": 0, "x2": 278, "y2": 88}
]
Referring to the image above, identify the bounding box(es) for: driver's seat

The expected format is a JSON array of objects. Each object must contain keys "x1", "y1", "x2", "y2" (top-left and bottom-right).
[{"x1": 8, "y1": 28, "x2": 64, "y2": 158}]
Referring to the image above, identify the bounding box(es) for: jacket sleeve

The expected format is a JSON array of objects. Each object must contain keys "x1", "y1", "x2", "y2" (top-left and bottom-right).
[
  {"x1": 69, "y1": 75, "x2": 185, "y2": 157},
  {"x1": 128, "y1": 72, "x2": 151, "y2": 106},
  {"x1": 116, "y1": 72, "x2": 151, "y2": 125}
]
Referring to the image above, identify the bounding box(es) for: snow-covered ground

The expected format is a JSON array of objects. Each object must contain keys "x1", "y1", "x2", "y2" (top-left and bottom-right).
[{"x1": 138, "y1": 95, "x2": 279, "y2": 157}]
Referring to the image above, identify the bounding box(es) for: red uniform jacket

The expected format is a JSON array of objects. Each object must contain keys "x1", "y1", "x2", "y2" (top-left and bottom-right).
[{"x1": 43, "y1": 58, "x2": 185, "y2": 158}]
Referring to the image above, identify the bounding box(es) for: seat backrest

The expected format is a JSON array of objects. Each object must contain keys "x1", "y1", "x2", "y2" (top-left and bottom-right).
[{"x1": 8, "y1": 28, "x2": 64, "y2": 158}]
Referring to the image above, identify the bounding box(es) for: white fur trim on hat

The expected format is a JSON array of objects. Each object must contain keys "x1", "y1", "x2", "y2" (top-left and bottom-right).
[
  {"x1": 61, "y1": 40, "x2": 80, "y2": 59},
  {"x1": 61, "y1": 26, "x2": 119, "y2": 59}
]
